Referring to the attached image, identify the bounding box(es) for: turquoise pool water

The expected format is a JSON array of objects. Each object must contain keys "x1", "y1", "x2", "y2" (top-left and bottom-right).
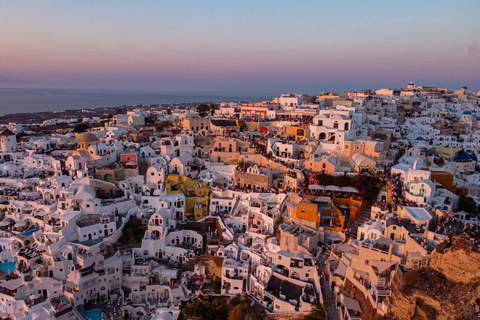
[
  {"x1": 78, "y1": 305, "x2": 104, "y2": 320},
  {"x1": 22, "y1": 229, "x2": 39, "y2": 236},
  {"x1": 0, "y1": 258, "x2": 16, "y2": 274}
]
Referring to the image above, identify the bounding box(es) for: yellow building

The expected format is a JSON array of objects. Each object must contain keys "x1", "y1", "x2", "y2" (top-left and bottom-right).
[
  {"x1": 281, "y1": 126, "x2": 308, "y2": 141},
  {"x1": 437, "y1": 146, "x2": 461, "y2": 162},
  {"x1": 165, "y1": 175, "x2": 211, "y2": 221}
]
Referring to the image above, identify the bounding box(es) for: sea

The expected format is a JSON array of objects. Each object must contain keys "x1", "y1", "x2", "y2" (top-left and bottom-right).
[{"x1": 0, "y1": 87, "x2": 275, "y2": 117}]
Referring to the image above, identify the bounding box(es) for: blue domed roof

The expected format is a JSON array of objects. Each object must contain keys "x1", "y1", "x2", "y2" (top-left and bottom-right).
[
  {"x1": 415, "y1": 136, "x2": 424, "y2": 141},
  {"x1": 462, "y1": 110, "x2": 472, "y2": 115},
  {"x1": 454, "y1": 149, "x2": 475, "y2": 162},
  {"x1": 186, "y1": 107, "x2": 190, "y2": 111}
]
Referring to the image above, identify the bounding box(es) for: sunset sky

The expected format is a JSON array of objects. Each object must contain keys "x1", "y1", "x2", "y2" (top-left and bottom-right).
[{"x1": 1, "y1": 0, "x2": 479, "y2": 93}]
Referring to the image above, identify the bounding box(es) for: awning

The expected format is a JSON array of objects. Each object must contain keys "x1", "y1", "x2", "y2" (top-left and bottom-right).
[
  {"x1": 375, "y1": 237, "x2": 393, "y2": 246},
  {"x1": 16, "y1": 221, "x2": 26, "y2": 227},
  {"x1": 309, "y1": 185, "x2": 325, "y2": 190},
  {"x1": 344, "y1": 297, "x2": 363, "y2": 313},
  {"x1": 325, "y1": 185, "x2": 342, "y2": 191},
  {"x1": 333, "y1": 261, "x2": 347, "y2": 277},
  {"x1": 372, "y1": 260, "x2": 397, "y2": 274},
  {"x1": 326, "y1": 235, "x2": 343, "y2": 242},
  {"x1": 342, "y1": 186, "x2": 359, "y2": 193},
  {"x1": 0, "y1": 219, "x2": 11, "y2": 227}
]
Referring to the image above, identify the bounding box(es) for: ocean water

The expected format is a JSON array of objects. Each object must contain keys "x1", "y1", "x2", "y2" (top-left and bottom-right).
[{"x1": 0, "y1": 88, "x2": 274, "y2": 116}]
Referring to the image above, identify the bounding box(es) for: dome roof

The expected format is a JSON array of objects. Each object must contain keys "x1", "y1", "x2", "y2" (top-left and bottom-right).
[
  {"x1": 415, "y1": 136, "x2": 424, "y2": 141},
  {"x1": 462, "y1": 110, "x2": 472, "y2": 115},
  {"x1": 75, "y1": 184, "x2": 96, "y2": 200},
  {"x1": 80, "y1": 132, "x2": 98, "y2": 143}
]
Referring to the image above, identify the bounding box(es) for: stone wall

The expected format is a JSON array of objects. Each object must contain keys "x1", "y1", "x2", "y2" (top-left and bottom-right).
[{"x1": 234, "y1": 171, "x2": 270, "y2": 189}]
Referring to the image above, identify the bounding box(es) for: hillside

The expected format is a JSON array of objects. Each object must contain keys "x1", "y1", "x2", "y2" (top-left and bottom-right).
[{"x1": 388, "y1": 239, "x2": 480, "y2": 320}]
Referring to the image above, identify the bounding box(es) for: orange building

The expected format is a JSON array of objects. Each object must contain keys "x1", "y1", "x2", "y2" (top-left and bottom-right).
[
  {"x1": 240, "y1": 103, "x2": 275, "y2": 119},
  {"x1": 285, "y1": 194, "x2": 365, "y2": 232},
  {"x1": 285, "y1": 194, "x2": 343, "y2": 230}
]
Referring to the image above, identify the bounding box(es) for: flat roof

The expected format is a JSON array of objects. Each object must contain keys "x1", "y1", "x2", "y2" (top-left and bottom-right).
[{"x1": 405, "y1": 207, "x2": 432, "y2": 221}]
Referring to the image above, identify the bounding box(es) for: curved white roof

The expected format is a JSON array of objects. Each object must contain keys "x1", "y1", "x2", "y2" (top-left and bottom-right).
[{"x1": 75, "y1": 184, "x2": 96, "y2": 200}]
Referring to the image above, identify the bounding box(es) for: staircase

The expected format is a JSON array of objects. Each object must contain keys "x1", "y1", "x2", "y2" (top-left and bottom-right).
[{"x1": 352, "y1": 205, "x2": 371, "y2": 229}]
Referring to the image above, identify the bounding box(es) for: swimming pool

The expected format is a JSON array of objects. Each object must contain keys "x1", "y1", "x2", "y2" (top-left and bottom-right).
[
  {"x1": 0, "y1": 260, "x2": 16, "y2": 274},
  {"x1": 22, "y1": 229, "x2": 39, "y2": 236},
  {"x1": 0, "y1": 261, "x2": 17, "y2": 274},
  {"x1": 78, "y1": 305, "x2": 104, "y2": 320}
]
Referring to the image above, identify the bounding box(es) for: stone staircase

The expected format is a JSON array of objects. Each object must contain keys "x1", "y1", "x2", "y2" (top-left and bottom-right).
[{"x1": 352, "y1": 205, "x2": 371, "y2": 230}]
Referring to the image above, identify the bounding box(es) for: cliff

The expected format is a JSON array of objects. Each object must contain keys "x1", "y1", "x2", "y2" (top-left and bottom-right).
[{"x1": 388, "y1": 238, "x2": 480, "y2": 320}]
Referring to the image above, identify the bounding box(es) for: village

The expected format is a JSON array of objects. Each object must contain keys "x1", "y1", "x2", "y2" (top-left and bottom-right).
[{"x1": 0, "y1": 84, "x2": 479, "y2": 320}]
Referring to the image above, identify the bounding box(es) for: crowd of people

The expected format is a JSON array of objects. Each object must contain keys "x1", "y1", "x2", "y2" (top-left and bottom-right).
[{"x1": 438, "y1": 213, "x2": 480, "y2": 252}]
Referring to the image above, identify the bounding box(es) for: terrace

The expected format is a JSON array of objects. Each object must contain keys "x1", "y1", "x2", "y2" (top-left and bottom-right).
[{"x1": 51, "y1": 295, "x2": 73, "y2": 317}]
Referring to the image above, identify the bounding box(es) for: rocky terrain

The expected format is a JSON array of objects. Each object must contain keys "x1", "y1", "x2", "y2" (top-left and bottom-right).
[{"x1": 388, "y1": 238, "x2": 480, "y2": 320}]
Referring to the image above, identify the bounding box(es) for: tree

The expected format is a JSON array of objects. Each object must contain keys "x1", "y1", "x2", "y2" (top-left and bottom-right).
[
  {"x1": 166, "y1": 108, "x2": 172, "y2": 115},
  {"x1": 170, "y1": 128, "x2": 181, "y2": 135},
  {"x1": 237, "y1": 120, "x2": 247, "y2": 132},
  {"x1": 196, "y1": 104, "x2": 209, "y2": 112},
  {"x1": 199, "y1": 111, "x2": 208, "y2": 118},
  {"x1": 93, "y1": 121, "x2": 106, "y2": 128},
  {"x1": 228, "y1": 305, "x2": 243, "y2": 320},
  {"x1": 302, "y1": 304, "x2": 326, "y2": 320},
  {"x1": 73, "y1": 123, "x2": 90, "y2": 133},
  {"x1": 458, "y1": 195, "x2": 478, "y2": 214},
  {"x1": 274, "y1": 214, "x2": 285, "y2": 233},
  {"x1": 156, "y1": 121, "x2": 172, "y2": 132}
]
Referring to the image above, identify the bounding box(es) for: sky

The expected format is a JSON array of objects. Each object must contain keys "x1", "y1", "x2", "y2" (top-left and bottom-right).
[{"x1": 1, "y1": 0, "x2": 479, "y2": 94}]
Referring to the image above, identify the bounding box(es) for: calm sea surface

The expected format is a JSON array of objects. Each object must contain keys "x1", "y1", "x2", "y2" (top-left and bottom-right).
[{"x1": 0, "y1": 88, "x2": 273, "y2": 116}]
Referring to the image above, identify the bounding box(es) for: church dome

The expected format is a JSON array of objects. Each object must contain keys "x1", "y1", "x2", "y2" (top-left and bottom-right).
[{"x1": 80, "y1": 132, "x2": 98, "y2": 143}]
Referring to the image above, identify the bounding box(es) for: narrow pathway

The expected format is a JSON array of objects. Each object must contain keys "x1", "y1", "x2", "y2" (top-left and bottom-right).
[{"x1": 316, "y1": 252, "x2": 340, "y2": 320}]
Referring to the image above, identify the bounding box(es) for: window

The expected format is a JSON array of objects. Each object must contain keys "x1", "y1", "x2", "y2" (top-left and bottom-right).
[{"x1": 365, "y1": 260, "x2": 369, "y2": 265}]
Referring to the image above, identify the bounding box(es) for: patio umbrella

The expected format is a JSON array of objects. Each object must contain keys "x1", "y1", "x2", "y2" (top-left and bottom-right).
[
  {"x1": 308, "y1": 185, "x2": 325, "y2": 190},
  {"x1": 325, "y1": 185, "x2": 342, "y2": 192},
  {"x1": 342, "y1": 187, "x2": 359, "y2": 193}
]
